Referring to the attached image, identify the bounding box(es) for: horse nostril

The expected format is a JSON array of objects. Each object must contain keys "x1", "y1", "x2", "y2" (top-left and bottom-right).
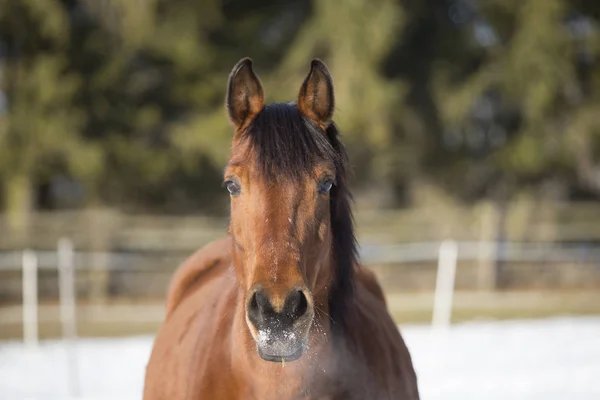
[
  {"x1": 249, "y1": 291, "x2": 259, "y2": 313},
  {"x1": 258, "y1": 290, "x2": 271, "y2": 309},
  {"x1": 249, "y1": 289, "x2": 271, "y2": 316},
  {"x1": 285, "y1": 290, "x2": 308, "y2": 321}
]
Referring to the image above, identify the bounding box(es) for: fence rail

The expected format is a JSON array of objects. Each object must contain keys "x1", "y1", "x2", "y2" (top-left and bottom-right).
[
  {"x1": 2, "y1": 238, "x2": 600, "y2": 346},
  {"x1": 5, "y1": 200, "x2": 600, "y2": 252},
  {"x1": 2, "y1": 241, "x2": 600, "y2": 270}
]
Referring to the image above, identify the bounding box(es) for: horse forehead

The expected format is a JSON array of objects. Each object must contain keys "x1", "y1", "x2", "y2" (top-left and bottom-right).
[{"x1": 253, "y1": 178, "x2": 311, "y2": 213}]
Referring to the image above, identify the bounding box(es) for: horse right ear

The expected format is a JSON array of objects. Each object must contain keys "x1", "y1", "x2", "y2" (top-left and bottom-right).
[
  {"x1": 226, "y1": 58, "x2": 265, "y2": 131},
  {"x1": 297, "y1": 59, "x2": 335, "y2": 129}
]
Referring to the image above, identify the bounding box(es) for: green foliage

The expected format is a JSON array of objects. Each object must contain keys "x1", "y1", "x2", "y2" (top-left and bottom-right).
[
  {"x1": 416, "y1": 0, "x2": 600, "y2": 201},
  {"x1": 0, "y1": 0, "x2": 101, "y2": 226},
  {"x1": 2, "y1": 0, "x2": 600, "y2": 218}
]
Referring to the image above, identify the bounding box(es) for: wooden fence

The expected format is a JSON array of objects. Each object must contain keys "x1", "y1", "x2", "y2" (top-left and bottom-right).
[
  {"x1": 3, "y1": 200, "x2": 600, "y2": 251},
  {"x1": 2, "y1": 200, "x2": 600, "y2": 303}
]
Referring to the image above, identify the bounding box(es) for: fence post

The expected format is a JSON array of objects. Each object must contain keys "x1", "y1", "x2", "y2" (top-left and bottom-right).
[
  {"x1": 58, "y1": 237, "x2": 81, "y2": 397},
  {"x1": 477, "y1": 201, "x2": 499, "y2": 290},
  {"x1": 86, "y1": 210, "x2": 115, "y2": 304},
  {"x1": 22, "y1": 250, "x2": 38, "y2": 348},
  {"x1": 432, "y1": 240, "x2": 458, "y2": 331}
]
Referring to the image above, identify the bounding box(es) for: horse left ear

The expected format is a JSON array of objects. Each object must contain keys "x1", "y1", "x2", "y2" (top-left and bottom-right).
[
  {"x1": 226, "y1": 57, "x2": 265, "y2": 132},
  {"x1": 297, "y1": 59, "x2": 335, "y2": 128}
]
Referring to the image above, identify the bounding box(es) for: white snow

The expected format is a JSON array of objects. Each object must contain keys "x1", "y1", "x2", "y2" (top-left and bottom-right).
[
  {"x1": 403, "y1": 317, "x2": 600, "y2": 400},
  {"x1": 1, "y1": 317, "x2": 599, "y2": 399}
]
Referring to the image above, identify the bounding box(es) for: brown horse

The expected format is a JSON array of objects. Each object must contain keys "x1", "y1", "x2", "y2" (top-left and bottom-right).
[{"x1": 143, "y1": 58, "x2": 419, "y2": 400}]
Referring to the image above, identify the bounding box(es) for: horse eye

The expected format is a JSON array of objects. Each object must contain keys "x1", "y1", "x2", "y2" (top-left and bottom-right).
[
  {"x1": 224, "y1": 180, "x2": 241, "y2": 196},
  {"x1": 318, "y1": 179, "x2": 334, "y2": 195}
]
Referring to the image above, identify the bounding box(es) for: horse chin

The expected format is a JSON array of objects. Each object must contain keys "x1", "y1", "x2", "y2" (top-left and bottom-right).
[{"x1": 257, "y1": 343, "x2": 305, "y2": 362}]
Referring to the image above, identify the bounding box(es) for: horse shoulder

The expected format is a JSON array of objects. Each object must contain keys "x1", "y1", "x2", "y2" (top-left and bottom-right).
[
  {"x1": 165, "y1": 236, "x2": 233, "y2": 317},
  {"x1": 350, "y1": 268, "x2": 420, "y2": 399},
  {"x1": 144, "y1": 260, "x2": 238, "y2": 400}
]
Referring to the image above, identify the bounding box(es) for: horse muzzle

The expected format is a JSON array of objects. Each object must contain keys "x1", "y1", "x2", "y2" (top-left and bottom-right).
[
  {"x1": 256, "y1": 329, "x2": 306, "y2": 362},
  {"x1": 246, "y1": 286, "x2": 314, "y2": 362}
]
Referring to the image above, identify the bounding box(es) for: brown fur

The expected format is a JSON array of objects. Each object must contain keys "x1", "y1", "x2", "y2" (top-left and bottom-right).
[
  {"x1": 145, "y1": 243, "x2": 418, "y2": 399},
  {"x1": 165, "y1": 237, "x2": 231, "y2": 317},
  {"x1": 143, "y1": 58, "x2": 419, "y2": 400}
]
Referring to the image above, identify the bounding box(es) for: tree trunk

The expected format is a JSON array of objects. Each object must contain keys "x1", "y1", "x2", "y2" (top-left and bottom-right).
[{"x1": 2, "y1": 172, "x2": 33, "y2": 247}]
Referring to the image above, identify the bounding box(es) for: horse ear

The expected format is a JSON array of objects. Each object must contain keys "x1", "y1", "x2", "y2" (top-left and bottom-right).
[
  {"x1": 297, "y1": 59, "x2": 335, "y2": 128},
  {"x1": 226, "y1": 58, "x2": 265, "y2": 131}
]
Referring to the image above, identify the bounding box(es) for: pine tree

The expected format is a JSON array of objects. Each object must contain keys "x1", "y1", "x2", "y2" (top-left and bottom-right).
[{"x1": 0, "y1": 0, "x2": 102, "y2": 238}]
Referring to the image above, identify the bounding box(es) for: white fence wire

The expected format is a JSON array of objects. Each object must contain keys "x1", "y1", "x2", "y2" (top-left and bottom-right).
[
  {"x1": 3, "y1": 238, "x2": 600, "y2": 344},
  {"x1": 2, "y1": 240, "x2": 600, "y2": 271}
]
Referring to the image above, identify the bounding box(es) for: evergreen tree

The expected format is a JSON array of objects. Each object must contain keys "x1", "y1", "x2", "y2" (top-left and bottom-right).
[{"x1": 0, "y1": 0, "x2": 102, "y2": 236}]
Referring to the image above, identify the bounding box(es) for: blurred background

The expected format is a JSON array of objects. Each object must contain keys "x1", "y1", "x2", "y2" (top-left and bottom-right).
[{"x1": 1, "y1": 0, "x2": 600, "y2": 399}]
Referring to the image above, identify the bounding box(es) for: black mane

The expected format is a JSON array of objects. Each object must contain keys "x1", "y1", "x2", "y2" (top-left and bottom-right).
[{"x1": 242, "y1": 102, "x2": 358, "y2": 334}]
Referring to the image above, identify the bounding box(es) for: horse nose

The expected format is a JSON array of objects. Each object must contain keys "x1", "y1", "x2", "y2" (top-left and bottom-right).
[
  {"x1": 247, "y1": 287, "x2": 311, "y2": 330},
  {"x1": 284, "y1": 289, "x2": 309, "y2": 320}
]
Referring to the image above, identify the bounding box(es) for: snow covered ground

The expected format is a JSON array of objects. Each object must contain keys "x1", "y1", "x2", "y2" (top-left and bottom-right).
[{"x1": 1, "y1": 317, "x2": 599, "y2": 400}]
